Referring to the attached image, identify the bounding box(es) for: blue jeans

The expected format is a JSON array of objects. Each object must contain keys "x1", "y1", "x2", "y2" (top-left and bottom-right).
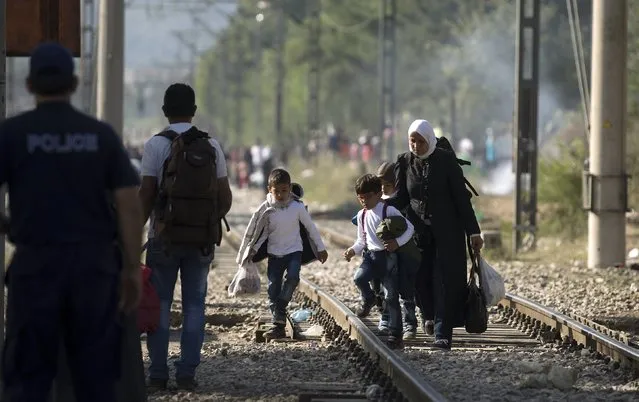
[
  {"x1": 379, "y1": 253, "x2": 403, "y2": 337},
  {"x1": 267, "y1": 251, "x2": 302, "y2": 324},
  {"x1": 353, "y1": 250, "x2": 386, "y2": 305},
  {"x1": 145, "y1": 239, "x2": 212, "y2": 380}
]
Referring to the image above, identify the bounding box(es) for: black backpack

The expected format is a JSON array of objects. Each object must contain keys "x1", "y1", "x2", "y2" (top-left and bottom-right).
[{"x1": 436, "y1": 137, "x2": 479, "y2": 197}]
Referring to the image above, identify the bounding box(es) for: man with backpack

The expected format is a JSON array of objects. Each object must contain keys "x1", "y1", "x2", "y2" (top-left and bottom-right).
[{"x1": 138, "y1": 83, "x2": 232, "y2": 391}]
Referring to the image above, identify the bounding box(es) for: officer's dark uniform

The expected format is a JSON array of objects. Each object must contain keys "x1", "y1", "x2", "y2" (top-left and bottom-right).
[{"x1": 0, "y1": 43, "x2": 140, "y2": 401}]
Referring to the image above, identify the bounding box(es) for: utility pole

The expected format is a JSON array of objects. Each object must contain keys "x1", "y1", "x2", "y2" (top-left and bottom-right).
[
  {"x1": 586, "y1": 0, "x2": 628, "y2": 268},
  {"x1": 219, "y1": 40, "x2": 230, "y2": 139},
  {"x1": 254, "y1": 14, "x2": 263, "y2": 135},
  {"x1": 274, "y1": 1, "x2": 287, "y2": 144},
  {"x1": 378, "y1": 0, "x2": 397, "y2": 161},
  {"x1": 95, "y1": 0, "x2": 125, "y2": 134},
  {"x1": 307, "y1": 0, "x2": 321, "y2": 140},
  {"x1": 92, "y1": 1, "x2": 148, "y2": 400},
  {"x1": 512, "y1": 0, "x2": 540, "y2": 254},
  {"x1": 0, "y1": 0, "x2": 7, "y2": 378},
  {"x1": 449, "y1": 79, "x2": 457, "y2": 146},
  {"x1": 233, "y1": 26, "x2": 244, "y2": 140},
  {"x1": 81, "y1": 0, "x2": 97, "y2": 114}
]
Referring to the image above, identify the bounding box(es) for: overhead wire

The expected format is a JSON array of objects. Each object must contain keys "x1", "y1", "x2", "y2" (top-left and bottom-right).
[{"x1": 566, "y1": 0, "x2": 590, "y2": 142}]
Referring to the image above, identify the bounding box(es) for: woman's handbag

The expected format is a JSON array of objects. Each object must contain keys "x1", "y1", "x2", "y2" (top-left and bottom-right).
[{"x1": 464, "y1": 242, "x2": 488, "y2": 334}]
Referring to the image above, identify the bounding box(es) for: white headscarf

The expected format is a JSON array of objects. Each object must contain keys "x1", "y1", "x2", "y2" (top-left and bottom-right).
[{"x1": 408, "y1": 119, "x2": 438, "y2": 159}]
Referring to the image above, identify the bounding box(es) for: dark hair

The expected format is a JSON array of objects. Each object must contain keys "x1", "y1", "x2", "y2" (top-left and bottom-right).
[
  {"x1": 376, "y1": 161, "x2": 395, "y2": 184},
  {"x1": 162, "y1": 83, "x2": 197, "y2": 117},
  {"x1": 355, "y1": 174, "x2": 382, "y2": 195},
  {"x1": 268, "y1": 168, "x2": 291, "y2": 187},
  {"x1": 30, "y1": 75, "x2": 76, "y2": 96}
]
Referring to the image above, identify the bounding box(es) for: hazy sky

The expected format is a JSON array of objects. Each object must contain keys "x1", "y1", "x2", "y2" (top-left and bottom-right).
[{"x1": 125, "y1": 3, "x2": 234, "y2": 68}]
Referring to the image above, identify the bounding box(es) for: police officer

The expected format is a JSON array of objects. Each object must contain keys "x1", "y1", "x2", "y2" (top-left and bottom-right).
[{"x1": 0, "y1": 42, "x2": 143, "y2": 401}]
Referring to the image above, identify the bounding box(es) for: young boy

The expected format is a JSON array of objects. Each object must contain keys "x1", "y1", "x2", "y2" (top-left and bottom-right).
[
  {"x1": 376, "y1": 162, "x2": 419, "y2": 339},
  {"x1": 343, "y1": 174, "x2": 414, "y2": 348},
  {"x1": 238, "y1": 169, "x2": 328, "y2": 339}
]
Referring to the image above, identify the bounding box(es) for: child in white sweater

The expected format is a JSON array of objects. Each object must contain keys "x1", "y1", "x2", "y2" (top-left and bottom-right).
[{"x1": 248, "y1": 169, "x2": 328, "y2": 339}]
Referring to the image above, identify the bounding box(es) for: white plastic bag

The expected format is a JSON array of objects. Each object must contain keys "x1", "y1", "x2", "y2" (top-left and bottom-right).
[
  {"x1": 228, "y1": 261, "x2": 261, "y2": 297},
  {"x1": 479, "y1": 257, "x2": 505, "y2": 306}
]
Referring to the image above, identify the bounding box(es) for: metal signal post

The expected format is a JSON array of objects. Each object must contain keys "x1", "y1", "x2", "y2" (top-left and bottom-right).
[
  {"x1": 379, "y1": 0, "x2": 397, "y2": 161},
  {"x1": 233, "y1": 26, "x2": 244, "y2": 141},
  {"x1": 274, "y1": 0, "x2": 287, "y2": 143},
  {"x1": 307, "y1": 0, "x2": 321, "y2": 137},
  {"x1": 513, "y1": 0, "x2": 540, "y2": 254}
]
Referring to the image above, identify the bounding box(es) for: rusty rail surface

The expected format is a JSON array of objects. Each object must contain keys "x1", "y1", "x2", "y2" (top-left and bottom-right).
[{"x1": 319, "y1": 226, "x2": 639, "y2": 375}]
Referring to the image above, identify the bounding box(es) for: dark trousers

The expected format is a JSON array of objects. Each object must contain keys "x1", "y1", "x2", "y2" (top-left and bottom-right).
[
  {"x1": 3, "y1": 244, "x2": 122, "y2": 402},
  {"x1": 267, "y1": 251, "x2": 302, "y2": 325},
  {"x1": 355, "y1": 250, "x2": 405, "y2": 337},
  {"x1": 380, "y1": 251, "x2": 420, "y2": 331},
  {"x1": 371, "y1": 278, "x2": 383, "y2": 299},
  {"x1": 416, "y1": 230, "x2": 453, "y2": 342}
]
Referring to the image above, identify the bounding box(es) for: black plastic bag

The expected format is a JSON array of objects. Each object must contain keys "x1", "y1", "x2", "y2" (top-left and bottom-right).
[{"x1": 465, "y1": 245, "x2": 488, "y2": 334}]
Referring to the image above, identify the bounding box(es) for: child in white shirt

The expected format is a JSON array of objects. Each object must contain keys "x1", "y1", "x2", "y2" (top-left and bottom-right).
[
  {"x1": 241, "y1": 169, "x2": 328, "y2": 339},
  {"x1": 343, "y1": 174, "x2": 414, "y2": 348}
]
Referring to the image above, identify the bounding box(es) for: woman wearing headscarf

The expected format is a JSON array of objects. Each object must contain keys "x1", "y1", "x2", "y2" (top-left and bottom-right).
[{"x1": 386, "y1": 119, "x2": 483, "y2": 349}]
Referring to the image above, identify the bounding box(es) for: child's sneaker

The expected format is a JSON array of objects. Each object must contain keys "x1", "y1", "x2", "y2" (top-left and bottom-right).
[
  {"x1": 264, "y1": 324, "x2": 286, "y2": 340},
  {"x1": 422, "y1": 320, "x2": 434, "y2": 336},
  {"x1": 356, "y1": 302, "x2": 374, "y2": 318},
  {"x1": 377, "y1": 321, "x2": 390, "y2": 335},
  {"x1": 386, "y1": 335, "x2": 404, "y2": 350},
  {"x1": 403, "y1": 327, "x2": 417, "y2": 340},
  {"x1": 431, "y1": 339, "x2": 451, "y2": 350}
]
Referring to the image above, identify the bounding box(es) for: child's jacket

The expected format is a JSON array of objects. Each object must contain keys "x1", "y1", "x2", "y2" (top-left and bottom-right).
[
  {"x1": 375, "y1": 216, "x2": 421, "y2": 263},
  {"x1": 236, "y1": 192, "x2": 322, "y2": 267}
]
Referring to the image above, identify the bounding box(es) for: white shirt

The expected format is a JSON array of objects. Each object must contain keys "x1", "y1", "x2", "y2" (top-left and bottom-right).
[
  {"x1": 351, "y1": 202, "x2": 414, "y2": 255},
  {"x1": 253, "y1": 200, "x2": 326, "y2": 256},
  {"x1": 140, "y1": 122, "x2": 228, "y2": 239},
  {"x1": 381, "y1": 191, "x2": 397, "y2": 200}
]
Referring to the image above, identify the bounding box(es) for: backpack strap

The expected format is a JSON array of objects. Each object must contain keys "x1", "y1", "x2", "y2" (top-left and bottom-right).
[
  {"x1": 465, "y1": 178, "x2": 479, "y2": 197},
  {"x1": 360, "y1": 209, "x2": 367, "y2": 250},
  {"x1": 155, "y1": 130, "x2": 179, "y2": 141}
]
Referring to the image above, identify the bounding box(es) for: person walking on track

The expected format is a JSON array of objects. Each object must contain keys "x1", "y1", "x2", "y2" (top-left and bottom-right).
[
  {"x1": 0, "y1": 42, "x2": 144, "y2": 401},
  {"x1": 138, "y1": 83, "x2": 232, "y2": 392},
  {"x1": 387, "y1": 119, "x2": 484, "y2": 350}
]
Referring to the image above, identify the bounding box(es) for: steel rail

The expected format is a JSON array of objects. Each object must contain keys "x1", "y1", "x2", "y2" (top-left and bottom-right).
[
  {"x1": 318, "y1": 225, "x2": 639, "y2": 374},
  {"x1": 499, "y1": 294, "x2": 639, "y2": 372},
  {"x1": 223, "y1": 228, "x2": 448, "y2": 402}
]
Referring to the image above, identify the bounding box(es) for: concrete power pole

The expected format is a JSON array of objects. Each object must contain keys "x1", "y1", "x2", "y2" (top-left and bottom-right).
[
  {"x1": 0, "y1": 0, "x2": 6, "y2": 374},
  {"x1": 587, "y1": 0, "x2": 628, "y2": 268},
  {"x1": 95, "y1": 0, "x2": 125, "y2": 134}
]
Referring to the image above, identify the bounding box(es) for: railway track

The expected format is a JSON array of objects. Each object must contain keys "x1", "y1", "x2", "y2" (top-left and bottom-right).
[
  {"x1": 315, "y1": 226, "x2": 639, "y2": 394},
  {"x1": 219, "y1": 223, "x2": 638, "y2": 401}
]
